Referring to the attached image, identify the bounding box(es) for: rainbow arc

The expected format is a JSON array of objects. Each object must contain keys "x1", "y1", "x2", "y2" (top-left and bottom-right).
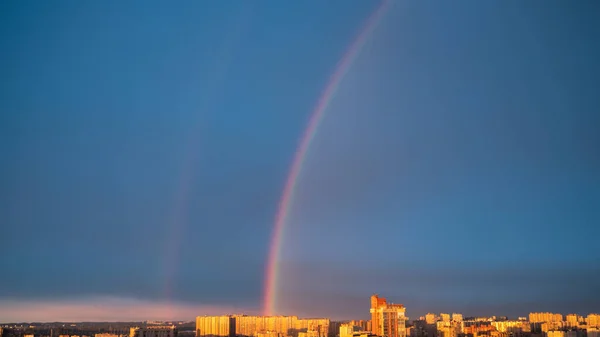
[{"x1": 262, "y1": 0, "x2": 391, "y2": 316}]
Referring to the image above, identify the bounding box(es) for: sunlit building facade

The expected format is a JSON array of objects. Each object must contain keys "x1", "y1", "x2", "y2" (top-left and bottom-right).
[
  {"x1": 255, "y1": 332, "x2": 280, "y2": 337},
  {"x1": 491, "y1": 321, "x2": 526, "y2": 334},
  {"x1": 340, "y1": 324, "x2": 360, "y2": 337},
  {"x1": 199, "y1": 315, "x2": 329, "y2": 337},
  {"x1": 370, "y1": 295, "x2": 407, "y2": 337},
  {"x1": 96, "y1": 334, "x2": 126, "y2": 337},
  {"x1": 529, "y1": 313, "x2": 563, "y2": 324},
  {"x1": 349, "y1": 321, "x2": 371, "y2": 333},
  {"x1": 196, "y1": 316, "x2": 235, "y2": 337},
  {"x1": 588, "y1": 314, "x2": 600, "y2": 328}
]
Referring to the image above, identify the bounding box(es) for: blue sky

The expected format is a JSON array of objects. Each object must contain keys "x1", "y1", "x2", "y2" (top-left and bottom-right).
[{"x1": 1, "y1": 0, "x2": 599, "y2": 322}]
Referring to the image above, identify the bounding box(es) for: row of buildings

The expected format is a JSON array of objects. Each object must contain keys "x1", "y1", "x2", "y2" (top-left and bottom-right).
[
  {"x1": 79, "y1": 326, "x2": 178, "y2": 337},
  {"x1": 193, "y1": 295, "x2": 408, "y2": 337},
  {"x1": 195, "y1": 316, "x2": 333, "y2": 337},
  {"x1": 1, "y1": 326, "x2": 178, "y2": 337},
  {"x1": 529, "y1": 313, "x2": 600, "y2": 330},
  {"x1": 3, "y1": 295, "x2": 597, "y2": 337},
  {"x1": 193, "y1": 295, "x2": 600, "y2": 337},
  {"x1": 410, "y1": 312, "x2": 600, "y2": 337}
]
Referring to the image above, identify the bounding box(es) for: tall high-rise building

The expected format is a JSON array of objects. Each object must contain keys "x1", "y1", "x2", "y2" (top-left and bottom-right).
[
  {"x1": 371, "y1": 295, "x2": 388, "y2": 336},
  {"x1": 370, "y1": 294, "x2": 407, "y2": 337}
]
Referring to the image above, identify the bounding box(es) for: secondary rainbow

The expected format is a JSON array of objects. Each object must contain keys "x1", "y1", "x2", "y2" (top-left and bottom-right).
[{"x1": 263, "y1": 1, "x2": 391, "y2": 316}]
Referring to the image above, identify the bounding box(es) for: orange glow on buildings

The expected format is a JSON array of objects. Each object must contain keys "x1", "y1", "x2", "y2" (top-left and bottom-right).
[
  {"x1": 369, "y1": 295, "x2": 406, "y2": 337},
  {"x1": 196, "y1": 315, "x2": 329, "y2": 337}
]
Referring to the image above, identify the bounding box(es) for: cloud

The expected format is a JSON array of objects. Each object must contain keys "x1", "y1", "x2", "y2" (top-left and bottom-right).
[
  {"x1": 0, "y1": 247, "x2": 265, "y2": 307},
  {"x1": 0, "y1": 296, "x2": 260, "y2": 323}
]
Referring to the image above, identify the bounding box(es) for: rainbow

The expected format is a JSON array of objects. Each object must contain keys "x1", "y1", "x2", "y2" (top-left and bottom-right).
[{"x1": 263, "y1": 1, "x2": 391, "y2": 316}]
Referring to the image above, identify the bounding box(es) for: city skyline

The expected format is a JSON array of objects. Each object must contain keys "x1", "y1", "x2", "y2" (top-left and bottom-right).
[
  {"x1": 1, "y1": 295, "x2": 599, "y2": 323},
  {"x1": 4, "y1": 310, "x2": 599, "y2": 326},
  {"x1": 2, "y1": 0, "x2": 600, "y2": 323},
  {"x1": 2, "y1": 305, "x2": 600, "y2": 337}
]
